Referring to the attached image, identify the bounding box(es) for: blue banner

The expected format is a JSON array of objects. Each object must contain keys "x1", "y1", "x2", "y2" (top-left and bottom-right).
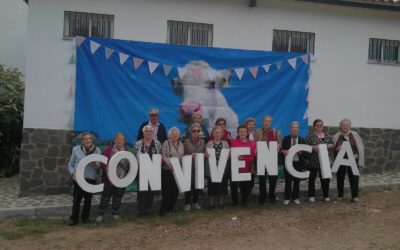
[{"x1": 75, "y1": 37, "x2": 309, "y2": 143}]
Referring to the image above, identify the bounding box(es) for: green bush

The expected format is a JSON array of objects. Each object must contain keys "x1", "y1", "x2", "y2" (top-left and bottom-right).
[{"x1": 0, "y1": 65, "x2": 24, "y2": 177}]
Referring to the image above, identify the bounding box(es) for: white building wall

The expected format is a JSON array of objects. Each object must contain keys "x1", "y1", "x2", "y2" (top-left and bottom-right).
[
  {"x1": 24, "y1": 0, "x2": 400, "y2": 130},
  {"x1": 0, "y1": 0, "x2": 28, "y2": 73}
]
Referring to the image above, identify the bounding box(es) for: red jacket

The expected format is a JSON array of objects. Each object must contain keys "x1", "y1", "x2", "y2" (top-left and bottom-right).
[{"x1": 230, "y1": 139, "x2": 256, "y2": 173}]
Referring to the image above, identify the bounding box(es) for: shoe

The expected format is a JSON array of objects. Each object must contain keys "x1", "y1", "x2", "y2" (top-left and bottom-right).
[
  {"x1": 309, "y1": 197, "x2": 315, "y2": 203},
  {"x1": 324, "y1": 197, "x2": 330, "y2": 202},
  {"x1": 184, "y1": 204, "x2": 191, "y2": 211},
  {"x1": 352, "y1": 197, "x2": 359, "y2": 203},
  {"x1": 95, "y1": 216, "x2": 103, "y2": 223},
  {"x1": 112, "y1": 215, "x2": 120, "y2": 220},
  {"x1": 294, "y1": 199, "x2": 301, "y2": 205},
  {"x1": 337, "y1": 197, "x2": 343, "y2": 201},
  {"x1": 193, "y1": 203, "x2": 202, "y2": 210},
  {"x1": 283, "y1": 200, "x2": 290, "y2": 205},
  {"x1": 68, "y1": 220, "x2": 78, "y2": 226}
]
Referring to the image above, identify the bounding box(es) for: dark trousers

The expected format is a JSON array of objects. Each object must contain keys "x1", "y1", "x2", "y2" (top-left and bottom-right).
[
  {"x1": 136, "y1": 181, "x2": 155, "y2": 215},
  {"x1": 336, "y1": 165, "x2": 359, "y2": 199},
  {"x1": 70, "y1": 179, "x2": 95, "y2": 222},
  {"x1": 258, "y1": 175, "x2": 278, "y2": 204},
  {"x1": 160, "y1": 169, "x2": 179, "y2": 214},
  {"x1": 230, "y1": 180, "x2": 252, "y2": 206},
  {"x1": 184, "y1": 177, "x2": 200, "y2": 205},
  {"x1": 284, "y1": 162, "x2": 301, "y2": 200},
  {"x1": 308, "y1": 168, "x2": 330, "y2": 198},
  {"x1": 98, "y1": 184, "x2": 126, "y2": 215}
]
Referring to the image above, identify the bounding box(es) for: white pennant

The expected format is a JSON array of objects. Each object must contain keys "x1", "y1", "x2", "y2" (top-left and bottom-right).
[
  {"x1": 177, "y1": 67, "x2": 187, "y2": 78},
  {"x1": 148, "y1": 61, "x2": 159, "y2": 74},
  {"x1": 221, "y1": 69, "x2": 231, "y2": 81},
  {"x1": 262, "y1": 64, "x2": 271, "y2": 73},
  {"x1": 288, "y1": 58, "x2": 297, "y2": 69},
  {"x1": 119, "y1": 52, "x2": 129, "y2": 65},
  {"x1": 207, "y1": 69, "x2": 217, "y2": 80},
  {"x1": 75, "y1": 36, "x2": 86, "y2": 47},
  {"x1": 234, "y1": 68, "x2": 244, "y2": 80},
  {"x1": 303, "y1": 108, "x2": 309, "y2": 120},
  {"x1": 301, "y1": 54, "x2": 309, "y2": 64},
  {"x1": 105, "y1": 47, "x2": 115, "y2": 60},
  {"x1": 305, "y1": 80, "x2": 310, "y2": 89},
  {"x1": 90, "y1": 41, "x2": 100, "y2": 54}
]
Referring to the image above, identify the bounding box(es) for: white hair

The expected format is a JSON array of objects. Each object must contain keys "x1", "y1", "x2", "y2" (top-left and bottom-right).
[
  {"x1": 142, "y1": 125, "x2": 153, "y2": 133},
  {"x1": 290, "y1": 121, "x2": 299, "y2": 128},
  {"x1": 168, "y1": 127, "x2": 180, "y2": 137},
  {"x1": 339, "y1": 119, "x2": 352, "y2": 128}
]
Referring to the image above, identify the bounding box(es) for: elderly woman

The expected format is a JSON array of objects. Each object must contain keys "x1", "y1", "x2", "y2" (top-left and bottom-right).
[
  {"x1": 67, "y1": 132, "x2": 101, "y2": 226},
  {"x1": 230, "y1": 125, "x2": 256, "y2": 207},
  {"x1": 208, "y1": 117, "x2": 232, "y2": 144},
  {"x1": 133, "y1": 125, "x2": 162, "y2": 216},
  {"x1": 206, "y1": 126, "x2": 230, "y2": 209},
  {"x1": 160, "y1": 127, "x2": 184, "y2": 216},
  {"x1": 245, "y1": 117, "x2": 257, "y2": 141},
  {"x1": 183, "y1": 123, "x2": 207, "y2": 211},
  {"x1": 333, "y1": 119, "x2": 364, "y2": 202},
  {"x1": 182, "y1": 113, "x2": 209, "y2": 142},
  {"x1": 96, "y1": 133, "x2": 129, "y2": 223},
  {"x1": 306, "y1": 119, "x2": 335, "y2": 202}
]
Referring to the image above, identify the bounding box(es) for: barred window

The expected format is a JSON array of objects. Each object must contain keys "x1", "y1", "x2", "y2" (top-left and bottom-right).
[
  {"x1": 167, "y1": 20, "x2": 213, "y2": 47},
  {"x1": 368, "y1": 38, "x2": 399, "y2": 64},
  {"x1": 63, "y1": 11, "x2": 114, "y2": 39},
  {"x1": 272, "y1": 29, "x2": 315, "y2": 54}
]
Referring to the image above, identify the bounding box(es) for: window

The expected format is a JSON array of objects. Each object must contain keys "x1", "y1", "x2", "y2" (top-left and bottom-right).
[
  {"x1": 272, "y1": 29, "x2": 315, "y2": 54},
  {"x1": 63, "y1": 11, "x2": 114, "y2": 39},
  {"x1": 167, "y1": 20, "x2": 213, "y2": 47},
  {"x1": 368, "y1": 38, "x2": 399, "y2": 64}
]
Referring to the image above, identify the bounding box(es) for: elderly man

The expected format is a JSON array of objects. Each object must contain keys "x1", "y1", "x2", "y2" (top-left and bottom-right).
[{"x1": 137, "y1": 108, "x2": 168, "y2": 144}]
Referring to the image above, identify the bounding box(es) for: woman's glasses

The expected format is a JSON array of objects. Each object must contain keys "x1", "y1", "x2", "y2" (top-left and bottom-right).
[{"x1": 192, "y1": 130, "x2": 201, "y2": 133}]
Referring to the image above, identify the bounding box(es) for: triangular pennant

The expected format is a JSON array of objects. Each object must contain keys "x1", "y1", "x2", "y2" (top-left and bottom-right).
[
  {"x1": 306, "y1": 94, "x2": 310, "y2": 103},
  {"x1": 310, "y1": 54, "x2": 316, "y2": 62},
  {"x1": 305, "y1": 81, "x2": 310, "y2": 89},
  {"x1": 68, "y1": 53, "x2": 76, "y2": 64},
  {"x1": 262, "y1": 64, "x2": 271, "y2": 73},
  {"x1": 75, "y1": 36, "x2": 85, "y2": 47},
  {"x1": 234, "y1": 68, "x2": 244, "y2": 80},
  {"x1": 119, "y1": 53, "x2": 129, "y2": 65},
  {"x1": 90, "y1": 41, "x2": 100, "y2": 54},
  {"x1": 192, "y1": 67, "x2": 202, "y2": 80},
  {"x1": 249, "y1": 66, "x2": 258, "y2": 79},
  {"x1": 276, "y1": 61, "x2": 283, "y2": 70},
  {"x1": 288, "y1": 58, "x2": 297, "y2": 69},
  {"x1": 177, "y1": 67, "x2": 187, "y2": 78},
  {"x1": 67, "y1": 100, "x2": 74, "y2": 113},
  {"x1": 221, "y1": 69, "x2": 231, "y2": 81},
  {"x1": 148, "y1": 61, "x2": 159, "y2": 74},
  {"x1": 301, "y1": 54, "x2": 309, "y2": 64},
  {"x1": 163, "y1": 64, "x2": 173, "y2": 77},
  {"x1": 133, "y1": 57, "x2": 144, "y2": 70},
  {"x1": 67, "y1": 85, "x2": 73, "y2": 98},
  {"x1": 207, "y1": 69, "x2": 217, "y2": 80},
  {"x1": 303, "y1": 108, "x2": 309, "y2": 120},
  {"x1": 105, "y1": 47, "x2": 115, "y2": 60}
]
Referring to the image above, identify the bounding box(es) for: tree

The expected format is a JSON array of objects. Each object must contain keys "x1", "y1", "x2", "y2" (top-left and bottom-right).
[{"x1": 0, "y1": 65, "x2": 24, "y2": 177}]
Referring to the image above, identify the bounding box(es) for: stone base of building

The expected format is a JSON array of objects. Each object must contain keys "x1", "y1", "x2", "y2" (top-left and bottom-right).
[{"x1": 18, "y1": 126, "x2": 400, "y2": 197}]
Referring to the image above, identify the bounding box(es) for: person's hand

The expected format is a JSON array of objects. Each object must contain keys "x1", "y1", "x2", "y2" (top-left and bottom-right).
[
  {"x1": 192, "y1": 153, "x2": 196, "y2": 158},
  {"x1": 282, "y1": 150, "x2": 289, "y2": 156},
  {"x1": 336, "y1": 145, "x2": 342, "y2": 151},
  {"x1": 313, "y1": 146, "x2": 319, "y2": 153},
  {"x1": 354, "y1": 154, "x2": 359, "y2": 160}
]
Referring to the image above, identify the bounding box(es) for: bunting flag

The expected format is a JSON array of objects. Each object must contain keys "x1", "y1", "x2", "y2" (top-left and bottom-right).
[
  {"x1": 276, "y1": 61, "x2": 283, "y2": 70},
  {"x1": 90, "y1": 41, "x2": 101, "y2": 54},
  {"x1": 303, "y1": 108, "x2": 309, "y2": 120},
  {"x1": 288, "y1": 58, "x2": 297, "y2": 69},
  {"x1": 75, "y1": 36, "x2": 86, "y2": 47},
  {"x1": 133, "y1": 57, "x2": 144, "y2": 70},
  {"x1": 262, "y1": 64, "x2": 271, "y2": 73},
  {"x1": 119, "y1": 52, "x2": 129, "y2": 65},
  {"x1": 105, "y1": 47, "x2": 115, "y2": 60},
  {"x1": 177, "y1": 67, "x2": 187, "y2": 78},
  {"x1": 249, "y1": 66, "x2": 258, "y2": 79},
  {"x1": 68, "y1": 53, "x2": 76, "y2": 65},
  {"x1": 306, "y1": 94, "x2": 310, "y2": 103},
  {"x1": 68, "y1": 84, "x2": 73, "y2": 98},
  {"x1": 163, "y1": 64, "x2": 173, "y2": 77},
  {"x1": 305, "y1": 80, "x2": 310, "y2": 89},
  {"x1": 148, "y1": 61, "x2": 159, "y2": 74},
  {"x1": 234, "y1": 68, "x2": 244, "y2": 80},
  {"x1": 207, "y1": 69, "x2": 217, "y2": 80},
  {"x1": 222, "y1": 69, "x2": 231, "y2": 81},
  {"x1": 67, "y1": 100, "x2": 74, "y2": 112},
  {"x1": 301, "y1": 54, "x2": 309, "y2": 65},
  {"x1": 192, "y1": 67, "x2": 202, "y2": 80}
]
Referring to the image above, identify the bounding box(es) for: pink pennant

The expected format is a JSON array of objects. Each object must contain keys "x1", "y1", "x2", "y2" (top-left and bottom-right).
[
  {"x1": 148, "y1": 61, "x2": 159, "y2": 74},
  {"x1": 234, "y1": 68, "x2": 244, "y2": 80},
  {"x1": 177, "y1": 67, "x2": 187, "y2": 78},
  {"x1": 249, "y1": 66, "x2": 258, "y2": 79},
  {"x1": 306, "y1": 94, "x2": 310, "y2": 103},
  {"x1": 301, "y1": 54, "x2": 309, "y2": 65},
  {"x1": 192, "y1": 67, "x2": 202, "y2": 80},
  {"x1": 68, "y1": 85, "x2": 73, "y2": 98},
  {"x1": 133, "y1": 57, "x2": 144, "y2": 70},
  {"x1": 75, "y1": 36, "x2": 86, "y2": 47},
  {"x1": 288, "y1": 58, "x2": 297, "y2": 69}
]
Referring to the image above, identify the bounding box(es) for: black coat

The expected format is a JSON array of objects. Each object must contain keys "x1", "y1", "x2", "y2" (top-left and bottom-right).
[
  {"x1": 136, "y1": 121, "x2": 168, "y2": 144},
  {"x1": 279, "y1": 135, "x2": 308, "y2": 169}
]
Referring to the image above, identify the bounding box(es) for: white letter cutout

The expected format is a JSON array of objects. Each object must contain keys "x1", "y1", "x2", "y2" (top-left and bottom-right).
[
  {"x1": 331, "y1": 141, "x2": 359, "y2": 176},
  {"x1": 257, "y1": 141, "x2": 278, "y2": 176},
  {"x1": 170, "y1": 156, "x2": 192, "y2": 193},
  {"x1": 139, "y1": 154, "x2": 162, "y2": 191},
  {"x1": 107, "y1": 151, "x2": 138, "y2": 188},
  {"x1": 195, "y1": 153, "x2": 205, "y2": 189},
  {"x1": 285, "y1": 144, "x2": 311, "y2": 179},
  {"x1": 207, "y1": 148, "x2": 229, "y2": 183},
  {"x1": 75, "y1": 154, "x2": 107, "y2": 193},
  {"x1": 231, "y1": 147, "x2": 251, "y2": 182},
  {"x1": 318, "y1": 144, "x2": 332, "y2": 179}
]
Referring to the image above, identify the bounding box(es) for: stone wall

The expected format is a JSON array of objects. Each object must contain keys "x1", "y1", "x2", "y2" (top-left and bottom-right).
[{"x1": 18, "y1": 128, "x2": 72, "y2": 197}]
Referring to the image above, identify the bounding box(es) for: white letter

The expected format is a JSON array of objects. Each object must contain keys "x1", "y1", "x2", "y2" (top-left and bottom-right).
[
  {"x1": 139, "y1": 154, "x2": 162, "y2": 191},
  {"x1": 231, "y1": 147, "x2": 251, "y2": 182},
  {"x1": 285, "y1": 144, "x2": 311, "y2": 179},
  {"x1": 318, "y1": 144, "x2": 332, "y2": 179},
  {"x1": 75, "y1": 154, "x2": 107, "y2": 193},
  {"x1": 332, "y1": 141, "x2": 359, "y2": 176},
  {"x1": 256, "y1": 141, "x2": 278, "y2": 176},
  {"x1": 170, "y1": 156, "x2": 192, "y2": 193},
  {"x1": 195, "y1": 153, "x2": 205, "y2": 189},
  {"x1": 207, "y1": 148, "x2": 229, "y2": 183},
  {"x1": 107, "y1": 151, "x2": 138, "y2": 188}
]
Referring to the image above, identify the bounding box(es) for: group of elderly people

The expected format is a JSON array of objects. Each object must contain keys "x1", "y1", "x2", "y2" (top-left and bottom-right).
[{"x1": 67, "y1": 108, "x2": 364, "y2": 226}]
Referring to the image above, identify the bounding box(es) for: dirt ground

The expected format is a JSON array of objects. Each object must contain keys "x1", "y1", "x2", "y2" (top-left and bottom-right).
[{"x1": 1, "y1": 189, "x2": 400, "y2": 250}]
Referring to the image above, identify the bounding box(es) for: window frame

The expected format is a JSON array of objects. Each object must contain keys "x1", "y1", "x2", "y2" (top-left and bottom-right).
[
  {"x1": 166, "y1": 20, "x2": 213, "y2": 47},
  {"x1": 272, "y1": 29, "x2": 315, "y2": 55},
  {"x1": 368, "y1": 38, "x2": 400, "y2": 65}
]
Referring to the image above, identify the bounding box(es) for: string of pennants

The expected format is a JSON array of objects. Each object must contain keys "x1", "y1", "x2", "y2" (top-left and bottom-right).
[{"x1": 74, "y1": 36, "x2": 313, "y2": 81}]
